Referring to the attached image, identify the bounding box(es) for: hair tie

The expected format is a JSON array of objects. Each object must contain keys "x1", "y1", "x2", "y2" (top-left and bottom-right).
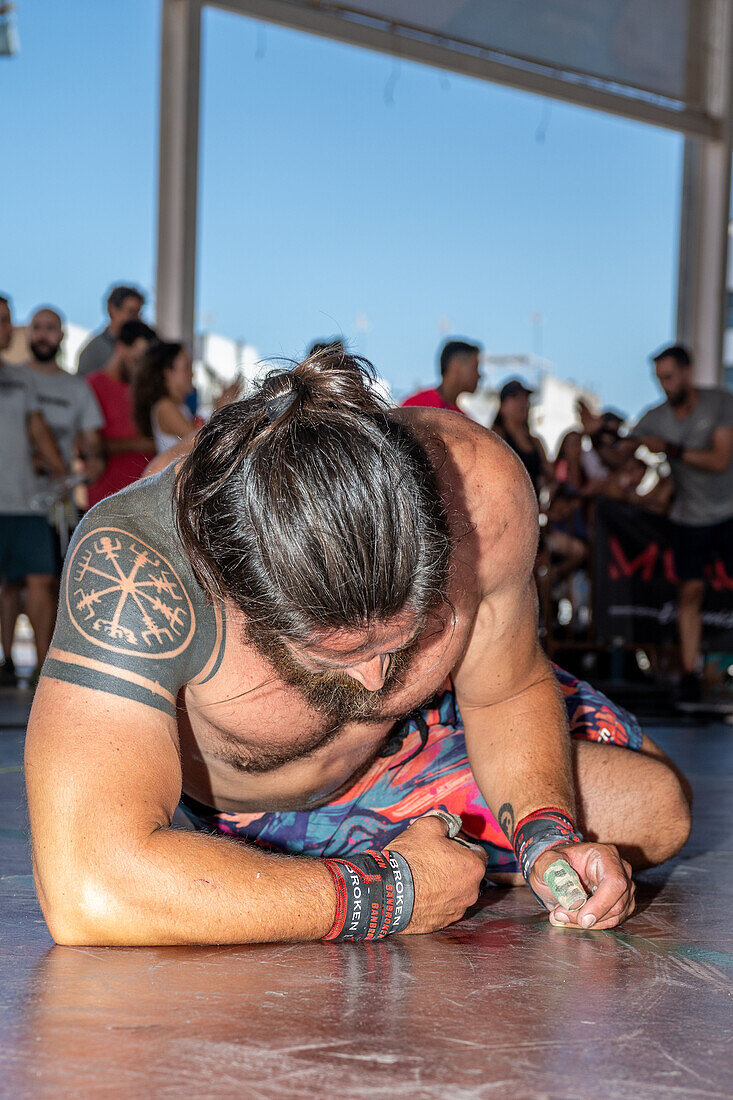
[{"x1": 265, "y1": 390, "x2": 298, "y2": 424}]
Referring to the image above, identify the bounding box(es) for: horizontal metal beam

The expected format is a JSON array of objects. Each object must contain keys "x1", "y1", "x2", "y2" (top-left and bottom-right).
[{"x1": 208, "y1": 0, "x2": 720, "y2": 138}]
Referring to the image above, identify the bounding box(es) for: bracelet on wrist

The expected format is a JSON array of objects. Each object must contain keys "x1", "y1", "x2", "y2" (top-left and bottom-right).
[
  {"x1": 512, "y1": 806, "x2": 583, "y2": 883},
  {"x1": 322, "y1": 849, "x2": 415, "y2": 942}
]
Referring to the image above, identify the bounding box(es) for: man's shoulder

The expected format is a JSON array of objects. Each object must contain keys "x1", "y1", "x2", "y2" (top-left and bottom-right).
[
  {"x1": 81, "y1": 327, "x2": 112, "y2": 349},
  {"x1": 0, "y1": 363, "x2": 37, "y2": 402},
  {"x1": 44, "y1": 467, "x2": 225, "y2": 716},
  {"x1": 398, "y1": 408, "x2": 537, "y2": 590},
  {"x1": 634, "y1": 399, "x2": 668, "y2": 428},
  {"x1": 78, "y1": 468, "x2": 191, "y2": 577},
  {"x1": 77, "y1": 329, "x2": 114, "y2": 374},
  {"x1": 0, "y1": 362, "x2": 32, "y2": 386},
  {"x1": 699, "y1": 386, "x2": 733, "y2": 408}
]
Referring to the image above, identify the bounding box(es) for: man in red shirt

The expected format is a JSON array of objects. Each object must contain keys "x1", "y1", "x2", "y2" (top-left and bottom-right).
[
  {"x1": 402, "y1": 339, "x2": 481, "y2": 413},
  {"x1": 86, "y1": 321, "x2": 156, "y2": 508}
]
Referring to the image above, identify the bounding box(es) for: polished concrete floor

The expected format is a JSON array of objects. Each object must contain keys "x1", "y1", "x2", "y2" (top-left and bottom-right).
[{"x1": 1, "y1": 692, "x2": 731, "y2": 1099}]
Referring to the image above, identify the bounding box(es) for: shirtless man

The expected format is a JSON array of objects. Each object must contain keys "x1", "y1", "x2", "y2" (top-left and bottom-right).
[{"x1": 26, "y1": 352, "x2": 691, "y2": 946}]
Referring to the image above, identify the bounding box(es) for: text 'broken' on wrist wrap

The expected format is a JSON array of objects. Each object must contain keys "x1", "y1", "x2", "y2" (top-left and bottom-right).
[
  {"x1": 512, "y1": 807, "x2": 583, "y2": 883},
  {"x1": 322, "y1": 849, "x2": 415, "y2": 942}
]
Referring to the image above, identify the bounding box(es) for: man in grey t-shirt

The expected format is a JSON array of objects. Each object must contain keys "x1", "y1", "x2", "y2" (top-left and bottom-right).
[
  {"x1": 76, "y1": 284, "x2": 145, "y2": 377},
  {"x1": 634, "y1": 344, "x2": 733, "y2": 702},
  {"x1": 0, "y1": 296, "x2": 67, "y2": 686}
]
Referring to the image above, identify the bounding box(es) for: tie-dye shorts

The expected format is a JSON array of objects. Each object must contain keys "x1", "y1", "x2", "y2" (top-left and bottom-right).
[{"x1": 180, "y1": 665, "x2": 643, "y2": 874}]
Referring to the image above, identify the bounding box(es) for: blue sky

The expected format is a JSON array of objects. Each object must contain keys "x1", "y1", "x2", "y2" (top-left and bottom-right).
[{"x1": 3, "y1": 1, "x2": 682, "y2": 411}]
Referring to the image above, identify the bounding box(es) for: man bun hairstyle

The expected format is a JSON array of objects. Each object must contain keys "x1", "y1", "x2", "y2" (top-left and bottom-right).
[{"x1": 176, "y1": 347, "x2": 451, "y2": 647}]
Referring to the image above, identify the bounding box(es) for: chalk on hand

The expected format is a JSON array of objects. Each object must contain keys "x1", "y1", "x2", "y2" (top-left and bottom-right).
[
  {"x1": 427, "y1": 809, "x2": 463, "y2": 839},
  {"x1": 543, "y1": 858, "x2": 588, "y2": 912}
]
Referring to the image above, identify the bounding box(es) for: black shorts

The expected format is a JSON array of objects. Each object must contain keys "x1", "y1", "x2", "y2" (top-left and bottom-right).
[
  {"x1": 0, "y1": 515, "x2": 57, "y2": 581},
  {"x1": 670, "y1": 516, "x2": 733, "y2": 583}
]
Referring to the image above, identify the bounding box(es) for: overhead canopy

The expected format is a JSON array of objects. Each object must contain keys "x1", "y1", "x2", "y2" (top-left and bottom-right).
[
  {"x1": 160, "y1": 0, "x2": 733, "y2": 383},
  {"x1": 211, "y1": 0, "x2": 727, "y2": 136}
]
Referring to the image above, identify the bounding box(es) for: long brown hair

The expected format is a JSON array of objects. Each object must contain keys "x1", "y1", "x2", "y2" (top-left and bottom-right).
[
  {"x1": 132, "y1": 340, "x2": 182, "y2": 436},
  {"x1": 175, "y1": 348, "x2": 452, "y2": 649}
]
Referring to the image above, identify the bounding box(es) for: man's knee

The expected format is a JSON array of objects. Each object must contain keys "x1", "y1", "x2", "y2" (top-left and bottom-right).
[{"x1": 645, "y1": 764, "x2": 692, "y2": 865}]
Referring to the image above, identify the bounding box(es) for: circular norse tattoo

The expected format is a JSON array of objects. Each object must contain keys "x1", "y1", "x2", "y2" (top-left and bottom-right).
[{"x1": 66, "y1": 528, "x2": 195, "y2": 659}]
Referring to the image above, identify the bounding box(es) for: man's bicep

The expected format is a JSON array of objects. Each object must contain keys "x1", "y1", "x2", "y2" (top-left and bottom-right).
[
  {"x1": 454, "y1": 576, "x2": 547, "y2": 710},
  {"x1": 27, "y1": 677, "x2": 183, "y2": 828},
  {"x1": 455, "y1": 439, "x2": 547, "y2": 707},
  {"x1": 26, "y1": 676, "x2": 183, "y2": 932},
  {"x1": 712, "y1": 425, "x2": 733, "y2": 464}
]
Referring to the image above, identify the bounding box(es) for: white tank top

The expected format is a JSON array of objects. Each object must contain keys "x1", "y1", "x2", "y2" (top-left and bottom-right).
[{"x1": 151, "y1": 401, "x2": 194, "y2": 455}]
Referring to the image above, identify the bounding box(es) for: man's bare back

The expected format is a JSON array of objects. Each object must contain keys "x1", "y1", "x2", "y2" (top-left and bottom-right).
[{"x1": 27, "y1": 357, "x2": 690, "y2": 946}]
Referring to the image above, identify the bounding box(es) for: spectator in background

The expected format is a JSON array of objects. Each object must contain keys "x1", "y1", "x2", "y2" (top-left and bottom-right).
[
  {"x1": 86, "y1": 320, "x2": 157, "y2": 508},
  {"x1": 76, "y1": 284, "x2": 145, "y2": 377},
  {"x1": 133, "y1": 341, "x2": 202, "y2": 454},
  {"x1": 0, "y1": 296, "x2": 67, "y2": 687},
  {"x1": 574, "y1": 405, "x2": 630, "y2": 488},
  {"x1": 0, "y1": 309, "x2": 106, "y2": 679},
  {"x1": 402, "y1": 339, "x2": 481, "y2": 413},
  {"x1": 493, "y1": 379, "x2": 586, "y2": 583},
  {"x1": 24, "y1": 308, "x2": 104, "y2": 482},
  {"x1": 634, "y1": 344, "x2": 733, "y2": 703},
  {"x1": 491, "y1": 380, "x2": 553, "y2": 496}
]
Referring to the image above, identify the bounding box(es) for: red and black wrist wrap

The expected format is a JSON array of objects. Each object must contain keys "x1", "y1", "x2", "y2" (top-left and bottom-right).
[
  {"x1": 322, "y1": 849, "x2": 415, "y2": 942},
  {"x1": 512, "y1": 807, "x2": 583, "y2": 883}
]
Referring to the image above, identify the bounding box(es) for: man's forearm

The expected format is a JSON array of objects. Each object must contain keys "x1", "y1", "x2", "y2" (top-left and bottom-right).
[
  {"x1": 28, "y1": 413, "x2": 66, "y2": 477},
  {"x1": 41, "y1": 825, "x2": 338, "y2": 946},
  {"x1": 463, "y1": 666, "x2": 576, "y2": 843},
  {"x1": 678, "y1": 447, "x2": 731, "y2": 474}
]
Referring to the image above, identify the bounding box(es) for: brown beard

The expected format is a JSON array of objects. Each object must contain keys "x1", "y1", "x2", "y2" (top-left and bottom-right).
[{"x1": 248, "y1": 626, "x2": 418, "y2": 726}]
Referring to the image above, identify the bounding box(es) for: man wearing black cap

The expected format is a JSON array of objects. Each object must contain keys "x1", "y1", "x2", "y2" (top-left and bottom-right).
[{"x1": 402, "y1": 340, "x2": 481, "y2": 413}]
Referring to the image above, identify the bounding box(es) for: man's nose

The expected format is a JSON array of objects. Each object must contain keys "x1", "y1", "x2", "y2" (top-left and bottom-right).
[{"x1": 346, "y1": 654, "x2": 389, "y2": 692}]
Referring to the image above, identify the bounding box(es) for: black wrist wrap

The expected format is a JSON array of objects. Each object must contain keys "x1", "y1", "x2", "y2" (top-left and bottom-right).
[
  {"x1": 322, "y1": 849, "x2": 415, "y2": 942},
  {"x1": 513, "y1": 807, "x2": 583, "y2": 883}
]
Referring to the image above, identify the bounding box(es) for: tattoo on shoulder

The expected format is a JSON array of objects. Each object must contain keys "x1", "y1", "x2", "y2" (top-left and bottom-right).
[
  {"x1": 498, "y1": 803, "x2": 515, "y2": 842},
  {"x1": 42, "y1": 523, "x2": 208, "y2": 717},
  {"x1": 64, "y1": 526, "x2": 196, "y2": 658}
]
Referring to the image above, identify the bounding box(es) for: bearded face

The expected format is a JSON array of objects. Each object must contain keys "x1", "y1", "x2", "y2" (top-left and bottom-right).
[{"x1": 249, "y1": 626, "x2": 419, "y2": 725}]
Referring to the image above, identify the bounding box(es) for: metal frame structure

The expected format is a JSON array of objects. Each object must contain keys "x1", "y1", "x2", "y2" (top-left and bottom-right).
[{"x1": 157, "y1": 0, "x2": 733, "y2": 383}]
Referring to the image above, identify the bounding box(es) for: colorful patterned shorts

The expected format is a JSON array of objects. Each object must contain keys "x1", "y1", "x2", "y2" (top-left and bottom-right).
[{"x1": 180, "y1": 666, "x2": 643, "y2": 874}]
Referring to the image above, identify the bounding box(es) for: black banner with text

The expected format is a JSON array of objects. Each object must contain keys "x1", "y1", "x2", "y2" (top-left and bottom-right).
[{"x1": 593, "y1": 500, "x2": 733, "y2": 648}]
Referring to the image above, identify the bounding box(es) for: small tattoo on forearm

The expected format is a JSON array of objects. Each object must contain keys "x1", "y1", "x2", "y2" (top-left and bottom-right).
[{"x1": 498, "y1": 803, "x2": 515, "y2": 841}]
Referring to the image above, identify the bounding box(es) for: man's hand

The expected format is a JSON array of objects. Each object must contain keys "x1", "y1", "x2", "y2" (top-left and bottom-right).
[
  {"x1": 530, "y1": 842, "x2": 635, "y2": 930},
  {"x1": 577, "y1": 399, "x2": 602, "y2": 436},
  {"x1": 389, "y1": 815, "x2": 487, "y2": 934},
  {"x1": 636, "y1": 435, "x2": 668, "y2": 455}
]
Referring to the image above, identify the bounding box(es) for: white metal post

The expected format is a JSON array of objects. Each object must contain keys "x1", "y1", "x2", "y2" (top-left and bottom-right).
[
  {"x1": 676, "y1": 1, "x2": 733, "y2": 385},
  {"x1": 156, "y1": 0, "x2": 202, "y2": 348}
]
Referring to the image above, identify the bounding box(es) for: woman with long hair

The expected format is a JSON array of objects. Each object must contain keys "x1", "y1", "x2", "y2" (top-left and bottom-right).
[
  {"x1": 493, "y1": 379, "x2": 586, "y2": 585},
  {"x1": 491, "y1": 379, "x2": 553, "y2": 495},
  {"x1": 133, "y1": 341, "x2": 202, "y2": 455}
]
